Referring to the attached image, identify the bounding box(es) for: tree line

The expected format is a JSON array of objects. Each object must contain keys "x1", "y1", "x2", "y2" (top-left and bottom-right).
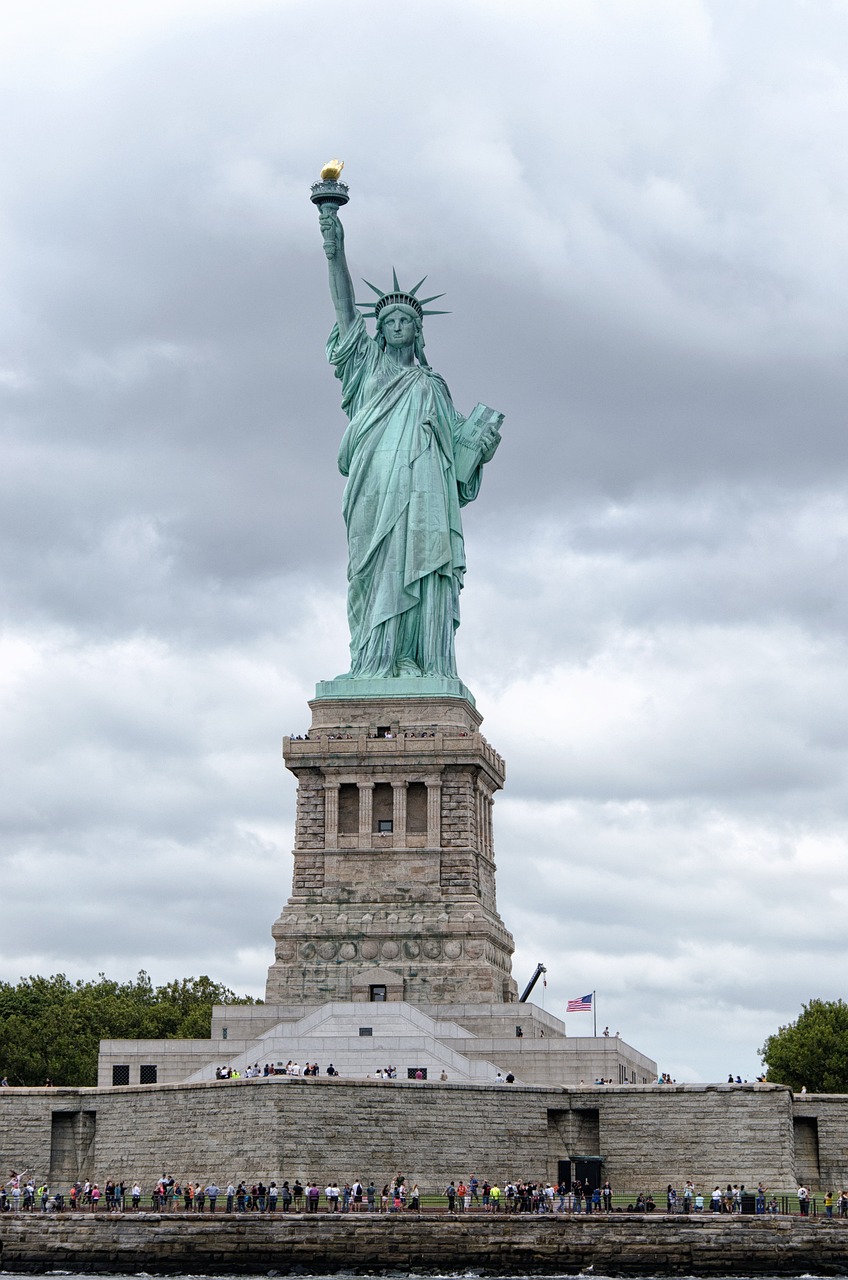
[
  {"x1": 0, "y1": 971, "x2": 257, "y2": 1087},
  {"x1": 760, "y1": 998, "x2": 848, "y2": 1093}
]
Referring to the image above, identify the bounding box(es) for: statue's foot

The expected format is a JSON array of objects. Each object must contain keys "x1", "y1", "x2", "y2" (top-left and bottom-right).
[{"x1": 396, "y1": 659, "x2": 424, "y2": 677}]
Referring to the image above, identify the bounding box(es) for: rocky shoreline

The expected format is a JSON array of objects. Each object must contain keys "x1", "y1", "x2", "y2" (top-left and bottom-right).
[{"x1": 2, "y1": 1212, "x2": 848, "y2": 1276}]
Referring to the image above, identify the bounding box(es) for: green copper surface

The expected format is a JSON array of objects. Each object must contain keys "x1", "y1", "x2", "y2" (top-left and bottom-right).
[
  {"x1": 314, "y1": 179, "x2": 503, "y2": 698},
  {"x1": 315, "y1": 675, "x2": 476, "y2": 704}
]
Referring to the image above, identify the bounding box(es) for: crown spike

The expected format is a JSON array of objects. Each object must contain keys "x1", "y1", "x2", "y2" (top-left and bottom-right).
[{"x1": 358, "y1": 270, "x2": 448, "y2": 325}]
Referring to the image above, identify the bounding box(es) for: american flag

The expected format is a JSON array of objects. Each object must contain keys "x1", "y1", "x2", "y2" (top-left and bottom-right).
[{"x1": 567, "y1": 993, "x2": 593, "y2": 1012}]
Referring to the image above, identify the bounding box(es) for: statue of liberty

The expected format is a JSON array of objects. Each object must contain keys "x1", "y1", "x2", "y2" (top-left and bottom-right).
[{"x1": 314, "y1": 165, "x2": 503, "y2": 685}]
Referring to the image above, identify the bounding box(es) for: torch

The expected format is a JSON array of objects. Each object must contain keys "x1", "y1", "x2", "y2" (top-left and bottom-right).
[{"x1": 310, "y1": 160, "x2": 349, "y2": 259}]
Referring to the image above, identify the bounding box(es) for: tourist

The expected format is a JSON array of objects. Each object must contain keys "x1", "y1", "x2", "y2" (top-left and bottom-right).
[
  {"x1": 293, "y1": 1179, "x2": 304, "y2": 1210},
  {"x1": 352, "y1": 1178, "x2": 363, "y2": 1211},
  {"x1": 602, "y1": 1179, "x2": 612, "y2": 1212},
  {"x1": 325, "y1": 1181, "x2": 340, "y2": 1212},
  {"x1": 445, "y1": 1181, "x2": 457, "y2": 1213},
  {"x1": 410, "y1": 1183, "x2": 420, "y2": 1212},
  {"x1": 694, "y1": 1192, "x2": 704, "y2": 1211},
  {"x1": 756, "y1": 1183, "x2": 766, "y2": 1214},
  {"x1": 206, "y1": 1181, "x2": 219, "y2": 1212},
  {"x1": 825, "y1": 1189, "x2": 834, "y2": 1218},
  {"x1": 281, "y1": 1182, "x2": 292, "y2": 1212},
  {"x1": 797, "y1": 1184, "x2": 810, "y2": 1215},
  {"x1": 267, "y1": 1181, "x2": 277, "y2": 1212},
  {"x1": 366, "y1": 1181, "x2": 376, "y2": 1211},
  {"x1": 307, "y1": 1182, "x2": 320, "y2": 1213}
]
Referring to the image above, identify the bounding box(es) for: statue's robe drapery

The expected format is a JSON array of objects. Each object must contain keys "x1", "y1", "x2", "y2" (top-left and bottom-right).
[{"x1": 328, "y1": 315, "x2": 484, "y2": 678}]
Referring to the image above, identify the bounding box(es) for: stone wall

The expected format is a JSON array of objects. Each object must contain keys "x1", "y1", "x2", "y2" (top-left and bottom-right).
[
  {"x1": 4, "y1": 1077, "x2": 848, "y2": 1197},
  {"x1": 3, "y1": 1212, "x2": 848, "y2": 1276}
]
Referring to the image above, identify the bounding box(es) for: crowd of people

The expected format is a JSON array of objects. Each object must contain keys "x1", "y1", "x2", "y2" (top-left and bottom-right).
[
  {"x1": 1, "y1": 1166, "x2": 839, "y2": 1217},
  {"x1": 215, "y1": 1062, "x2": 340, "y2": 1079},
  {"x1": 212, "y1": 1063, "x2": 454, "y2": 1082}
]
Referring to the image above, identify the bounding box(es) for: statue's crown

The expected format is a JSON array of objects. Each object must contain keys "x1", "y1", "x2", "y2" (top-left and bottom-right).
[{"x1": 357, "y1": 269, "x2": 449, "y2": 322}]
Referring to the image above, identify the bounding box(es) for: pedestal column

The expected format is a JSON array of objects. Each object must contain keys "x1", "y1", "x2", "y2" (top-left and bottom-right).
[
  {"x1": 426, "y1": 779, "x2": 442, "y2": 847},
  {"x1": 358, "y1": 781, "x2": 374, "y2": 848},
  {"x1": 392, "y1": 781, "x2": 407, "y2": 842},
  {"x1": 324, "y1": 781, "x2": 340, "y2": 850}
]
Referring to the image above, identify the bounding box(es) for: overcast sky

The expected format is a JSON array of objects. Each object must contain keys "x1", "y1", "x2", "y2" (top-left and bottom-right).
[{"x1": 1, "y1": 0, "x2": 847, "y2": 1083}]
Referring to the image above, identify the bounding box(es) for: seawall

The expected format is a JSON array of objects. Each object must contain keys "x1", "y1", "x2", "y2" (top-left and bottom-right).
[{"x1": 2, "y1": 1213, "x2": 848, "y2": 1276}]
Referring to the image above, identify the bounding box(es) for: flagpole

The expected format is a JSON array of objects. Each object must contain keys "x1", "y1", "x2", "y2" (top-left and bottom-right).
[{"x1": 593, "y1": 991, "x2": 597, "y2": 1038}]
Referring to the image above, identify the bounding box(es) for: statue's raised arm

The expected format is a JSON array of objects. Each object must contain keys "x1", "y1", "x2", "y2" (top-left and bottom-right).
[
  {"x1": 319, "y1": 207, "x2": 356, "y2": 337},
  {"x1": 310, "y1": 160, "x2": 356, "y2": 336}
]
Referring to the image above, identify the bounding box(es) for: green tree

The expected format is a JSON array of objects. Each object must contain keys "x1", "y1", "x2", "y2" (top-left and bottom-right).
[
  {"x1": 760, "y1": 998, "x2": 848, "y2": 1092},
  {"x1": 0, "y1": 971, "x2": 257, "y2": 1087}
]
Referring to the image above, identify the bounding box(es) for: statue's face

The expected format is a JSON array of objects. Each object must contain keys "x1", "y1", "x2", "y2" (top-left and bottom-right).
[{"x1": 379, "y1": 307, "x2": 417, "y2": 349}]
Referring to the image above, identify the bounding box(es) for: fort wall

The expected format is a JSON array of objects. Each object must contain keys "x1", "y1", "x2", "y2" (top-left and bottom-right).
[{"x1": 1, "y1": 1077, "x2": 844, "y2": 1195}]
